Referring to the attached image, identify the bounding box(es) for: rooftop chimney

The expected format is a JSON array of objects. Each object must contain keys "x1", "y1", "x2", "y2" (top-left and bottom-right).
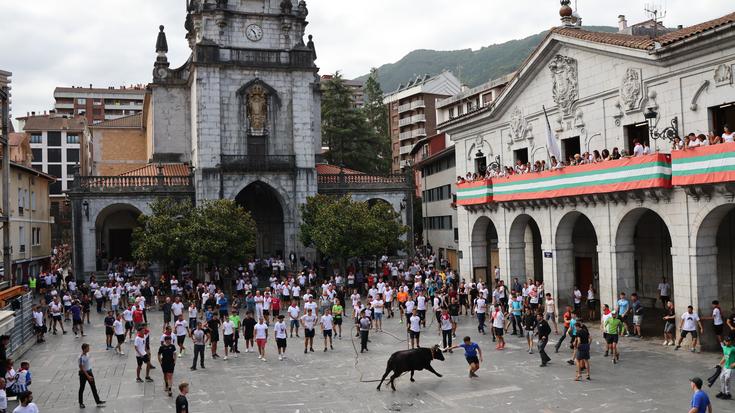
[{"x1": 618, "y1": 15, "x2": 628, "y2": 32}]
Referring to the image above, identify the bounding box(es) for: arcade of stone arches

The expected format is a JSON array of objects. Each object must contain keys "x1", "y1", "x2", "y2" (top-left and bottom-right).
[{"x1": 468, "y1": 204, "x2": 735, "y2": 328}]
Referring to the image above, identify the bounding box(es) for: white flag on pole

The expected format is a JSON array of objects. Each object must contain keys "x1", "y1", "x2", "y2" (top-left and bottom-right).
[{"x1": 544, "y1": 107, "x2": 562, "y2": 160}]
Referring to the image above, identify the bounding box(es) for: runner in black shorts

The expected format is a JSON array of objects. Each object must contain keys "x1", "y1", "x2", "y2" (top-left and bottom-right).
[{"x1": 158, "y1": 336, "x2": 176, "y2": 397}]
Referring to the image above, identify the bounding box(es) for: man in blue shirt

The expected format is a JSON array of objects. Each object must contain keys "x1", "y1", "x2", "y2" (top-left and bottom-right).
[
  {"x1": 688, "y1": 377, "x2": 711, "y2": 413},
  {"x1": 446, "y1": 336, "x2": 483, "y2": 378},
  {"x1": 616, "y1": 292, "x2": 631, "y2": 336}
]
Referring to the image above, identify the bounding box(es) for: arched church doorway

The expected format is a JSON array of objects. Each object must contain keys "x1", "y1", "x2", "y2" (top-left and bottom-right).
[
  {"x1": 236, "y1": 181, "x2": 285, "y2": 259},
  {"x1": 95, "y1": 204, "x2": 142, "y2": 270}
]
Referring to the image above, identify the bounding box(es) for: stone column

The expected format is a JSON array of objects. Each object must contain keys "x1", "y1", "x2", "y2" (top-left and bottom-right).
[
  {"x1": 612, "y1": 244, "x2": 636, "y2": 298},
  {"x1": 506, "y1": 241, "x2": 527, "y2": 280},
  {"x1": 686, "y1": 246, "x2": 719, "y2": 350},
  {"x1": 596, "y1": 243, "x2": 616, "y2": 308},
  {"x1": 553, "y1": 242, "x2": 574, "y2": 309}
]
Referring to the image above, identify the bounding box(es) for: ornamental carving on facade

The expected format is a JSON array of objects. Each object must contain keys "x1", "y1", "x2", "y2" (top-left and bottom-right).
[
  {"x1": 620, "y1": 68, "x2": 643, "y2": 111},
  {"x1": 509, "y1": 106, "x2": 528, "y2": 141},
  {"x1": 714, "y1": 63, "x2": 733, "y2": 87},
  {"x1": 548, "y1": 55, "x2": 578, "y2": 116},
  {"x1": 247, "y1": 84, "x2": 268, "y2": 133}
]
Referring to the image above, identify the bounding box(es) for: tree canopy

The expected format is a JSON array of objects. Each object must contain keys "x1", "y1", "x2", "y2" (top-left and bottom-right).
[
  {"x1": 300, "y1": 194, "x2": 407, "y2": 266},
  {"x1": 132, "y1": 198, "x2": 256, "y2": 270},
  {"x1": 321, "y1": 72, "x2": 388, "y2": 174}
]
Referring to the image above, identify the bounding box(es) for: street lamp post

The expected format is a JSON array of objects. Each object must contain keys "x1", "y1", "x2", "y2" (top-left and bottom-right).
[
  {"x1": 0, "y1": 86, "x2": 10, "y2": 284},
  {"x1": 644, "y1": 108, "x2": 679, "y2": 151}
]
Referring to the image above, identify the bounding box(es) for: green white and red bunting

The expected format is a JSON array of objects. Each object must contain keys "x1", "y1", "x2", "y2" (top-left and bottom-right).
[
  {"x1": 456, "y1": 179, "x2": 493, "y2": 206},
  {"x1": 671, "y1": 142, "x2": 735, "y2": 186},
  {"x1": 456, "y1": 154, "x2": 672, "y2": 205}
]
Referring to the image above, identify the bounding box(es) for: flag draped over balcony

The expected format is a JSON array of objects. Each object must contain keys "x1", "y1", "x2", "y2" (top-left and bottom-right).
[{"x1": 543, "y1": 106, "x2": 562, "y2": 161}]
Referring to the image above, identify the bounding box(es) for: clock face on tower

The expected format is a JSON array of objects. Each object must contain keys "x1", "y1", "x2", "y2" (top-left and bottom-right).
[{"x1": 246, "y1": 24, "x2": 263, "y2": 42}]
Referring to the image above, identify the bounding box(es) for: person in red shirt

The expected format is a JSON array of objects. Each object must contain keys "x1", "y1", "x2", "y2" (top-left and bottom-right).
[
  {"x1": 271, "y1": 296, "x2": 281, "y2": 317},
  {"x1": 554, "y1": 306, "x2": 573, "y2": 353},
  {"x1": 133, "y1": 306, "x2": 145, "y2": 331}
]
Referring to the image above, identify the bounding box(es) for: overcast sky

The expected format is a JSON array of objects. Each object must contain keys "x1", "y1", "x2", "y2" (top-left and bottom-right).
[{"x1": 1, "y1": 0, "x2": 732, "y2": 126}]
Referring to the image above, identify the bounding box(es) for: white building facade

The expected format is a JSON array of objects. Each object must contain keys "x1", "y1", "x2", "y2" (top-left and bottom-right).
[{"x1": 445, "y1": 10, "x2": 735, "y2": 343}]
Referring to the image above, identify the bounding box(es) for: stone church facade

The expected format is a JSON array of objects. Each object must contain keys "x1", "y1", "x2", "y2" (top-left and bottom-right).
[{"x1": 71, "y1": 0, "x2": 322, "y2": 274}]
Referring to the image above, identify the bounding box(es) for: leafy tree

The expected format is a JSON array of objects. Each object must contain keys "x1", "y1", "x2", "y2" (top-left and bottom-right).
[
  {"x1": 300, "y1": 195, "x2": 407, "y2": 268},
  {"x1": 132, "y1": 198, "x2": 192, "y2": 271},
  {"x1": 321, "y1": 72, "x2": 378, "y2": 174},
  {"x1": 362, "y1": 68, "x2": 391, "y2": 174},
  {"x1": 132, "y1": 198, "x2": 256, "y2": 270},
  {"x1": 186, "y1": 199, "x2": 256, "y2": 267}
]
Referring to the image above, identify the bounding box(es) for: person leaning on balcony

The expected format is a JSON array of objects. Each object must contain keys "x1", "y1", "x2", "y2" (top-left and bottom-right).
[
  {"x1": 672, "y1": 137, "x2": 684, "y2": 151},
  {"x1": 723, "y1": 125, "x2": 734, "y2": 143},
  {"x1": 709, "y1": 131, "x2": 722, "y2": 145},
  {"x1": 697, "y1": 134, "x2": 709, "y2": 146},
  {"x1": 611, "y1": 147, "x2": 621, "y2": 160},
  {"x1": 687, "y1": 133, "x2": 701, "y2": 148},
  {"x1": 632, "y1": 139, "x2": 645, "y2": 157}
]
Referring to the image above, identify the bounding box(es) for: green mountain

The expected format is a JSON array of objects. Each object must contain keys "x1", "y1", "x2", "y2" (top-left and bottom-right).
[{"x1": 356, "y1": 26, "x2": 617, "y2": 91}]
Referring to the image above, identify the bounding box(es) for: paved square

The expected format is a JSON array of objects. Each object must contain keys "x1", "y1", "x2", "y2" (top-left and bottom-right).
[{"x1": 21, "y1": 309, "x2": 730, "y2": 412}]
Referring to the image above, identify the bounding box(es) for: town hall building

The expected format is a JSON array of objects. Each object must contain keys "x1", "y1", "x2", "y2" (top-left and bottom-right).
[{"x1": 447, "y1": 5, "x2": 735, "y2": 345}]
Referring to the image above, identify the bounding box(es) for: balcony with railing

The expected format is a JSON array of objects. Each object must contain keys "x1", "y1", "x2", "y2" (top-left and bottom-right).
[
  {"x1": 74, "y1": 175, "x2": 194, "y2": 193},
  {"x1": 671, "y1": 142, "x2": 735, "y2": 187},
  {"x1": 220, "y1": 155, "x2": 296, "y2": 173},
  {"x1": 398, "y1": 114, "x2": 427, "y2": 127},
  {"x1": 457, "y1": 153, "x2": 672, "y2": 206},
  {"x1": 318, "y1": 171, "x2": 409, "y2": 193},
  {"x1": 399, "y1": 128, "x2": 427, "y2": 142},
  {"x1": 398, "y1": 100, "x2": 426, "y2": 114}
]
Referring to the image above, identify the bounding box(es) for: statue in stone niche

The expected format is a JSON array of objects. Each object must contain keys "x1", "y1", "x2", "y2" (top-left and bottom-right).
[
  {"x1": 247, "y1": 84, "x2": 268, "y2": 132},
  {"x1": 281, "y1": 0, "x2": 293, "y2": 14}
]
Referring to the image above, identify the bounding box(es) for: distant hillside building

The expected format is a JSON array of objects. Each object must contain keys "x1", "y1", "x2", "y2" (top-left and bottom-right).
[
  {"x1": 53, "y1": 85, "x2": 146, "y2": 125},
  {"x1": 383, "y1": 72, "x2": 461, "y2": 172}
]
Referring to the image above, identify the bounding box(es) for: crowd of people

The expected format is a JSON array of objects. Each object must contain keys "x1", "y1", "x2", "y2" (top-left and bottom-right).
[
  {"x1": 457, "y1": 124, "x2": 735, "y2": 184},
  {"x1": 10, "y1": 254, "x2": 735, "y2": 411}
]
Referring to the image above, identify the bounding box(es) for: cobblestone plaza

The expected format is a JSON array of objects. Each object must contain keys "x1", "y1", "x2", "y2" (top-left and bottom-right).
[{"x1": 23, "y1": 309, "x2": 729, "y2": 412}]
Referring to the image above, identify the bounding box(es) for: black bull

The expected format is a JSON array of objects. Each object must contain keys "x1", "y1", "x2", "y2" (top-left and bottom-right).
[{"x1": 376, "y1": 345, "x2": 445, "y2": 391}]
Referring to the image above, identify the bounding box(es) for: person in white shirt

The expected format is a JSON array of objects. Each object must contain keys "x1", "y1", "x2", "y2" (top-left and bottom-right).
[
  {"x1": 301, "y1": 308, "x2": 317, "y2": 354},
  {"x1": 171, "y1": 297, "x2": 184, "y2": 321},
  {"x1": 320, "y1": 309, "x2": 335, "y2": 352},
  {"x1": 408, "y1": 309, "x2": 422, "y2": 349},
  {"x1": 632, "y1": 139, "x2": 645, "y2": 156},
  {"x1": 222, "y1": 318, "x2": 236, "y2": 360},
  {"x1": 287, "y1": 301, "x2": 300, "y2": 337},
  {"x1": 32, "y1": 306, "x2": 45, "y2": 344},
  {"x1": 304, "y1": 296, "x2": 318, "y2": 317},
  {"x1": 134, "y1": 330, "x2": 152, "y2": 383},
  {"x1": 174, "y1": 315, "x2": 188, "y2": 357},
  {"x1": 113, "y1": 314, "x2": 126, "y2": 355},
  {"x1": 291, "y1": 285, "x2": 301, "y2": 305},
  {"x1": 544, "y1": 293, "x2": 558, "y2": 334},
  {"x1": 416, "y1": 293, "x2": 427, "y2": 327},
  {"x1": 350, "y1": 290, "x2": 361, "y2": 317},
  {"x1": 384, "y1": 286, "x2": 394, "y2": 319},
  {"x1": 676, "y1": 305, "x2": 703, "y2": 352},
  {"x1": 274, "y1": 315, "x2": 288, "y2": 361},
  {"x1": 475, "y1": 295, "x2": 487, "y2": 335},
  {"x1": 492, "y1": 304, "x2": 506, "y2": 349},
  {"x1": 371, "y1": 295, "x2": 384, "y2": 332},
  {"x1": 657, "y1": 277, "x2": 671, "y2": 309},
  {"x1": 253, "y1": 317, "x2": 269, "y2": 362}
]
